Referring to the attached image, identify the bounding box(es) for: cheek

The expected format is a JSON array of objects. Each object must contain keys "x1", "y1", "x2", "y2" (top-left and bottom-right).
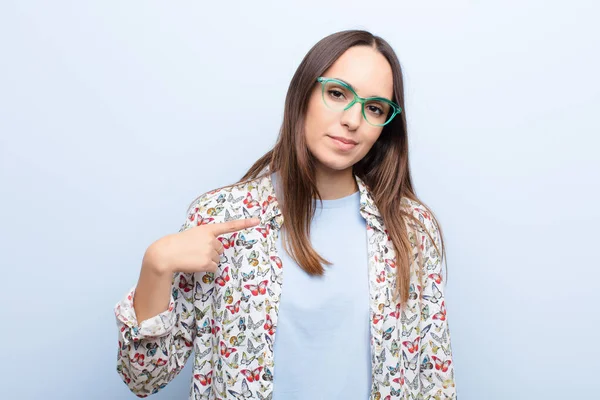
[
  {"x1": 304, "y1": 97, "x2": 329, "y2": 142},
  {"x1": 360, "y1": 130, "x2": 383, "y2": 152}
]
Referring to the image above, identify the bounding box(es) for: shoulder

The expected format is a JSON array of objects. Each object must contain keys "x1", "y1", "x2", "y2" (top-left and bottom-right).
[
  {"x1": 401, "y1": 197, "x2": 442, "y2": 249},
  {"x1": 182, "y1": 175, "x2": 269, "y2": 227}
]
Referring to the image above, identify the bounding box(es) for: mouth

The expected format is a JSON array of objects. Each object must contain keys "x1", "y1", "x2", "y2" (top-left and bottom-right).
[
  {"x1": 328, "y1": 135, "x2": 358, "y2": 145},
  {"x1": 327, "y1": 135, "x2": 358, "y2": 151}
]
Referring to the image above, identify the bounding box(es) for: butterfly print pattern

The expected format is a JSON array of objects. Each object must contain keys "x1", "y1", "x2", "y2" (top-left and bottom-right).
[{"x1": 114, "y1": 168, "x2": 456, "y2": 399}]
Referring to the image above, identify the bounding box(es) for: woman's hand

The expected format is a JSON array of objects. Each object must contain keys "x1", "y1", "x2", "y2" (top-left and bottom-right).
[
  {"x1": 133, "y1": 217, "x2": 260, "y2": 324},
  {"x1": 150, "y1": 217, "x2": 261, "y2": 274}
]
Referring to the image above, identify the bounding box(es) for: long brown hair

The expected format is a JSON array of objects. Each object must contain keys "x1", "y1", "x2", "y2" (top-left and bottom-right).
[{"x1": 240, "y1": 29, "x2": 446, "y2": 305}]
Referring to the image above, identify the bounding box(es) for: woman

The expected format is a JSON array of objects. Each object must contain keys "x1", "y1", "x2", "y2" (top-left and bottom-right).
[{"x1": 115, "y1": 29, "x2": 456, "y2": 400}]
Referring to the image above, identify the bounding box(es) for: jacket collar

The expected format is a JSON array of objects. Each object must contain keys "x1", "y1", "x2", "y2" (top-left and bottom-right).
[
  {"x1": 356, "y1": 175, "x2": 386, "y2": 233},
  {"x1": 257, "y1": 169, "x2": 385, "y2": 233}
]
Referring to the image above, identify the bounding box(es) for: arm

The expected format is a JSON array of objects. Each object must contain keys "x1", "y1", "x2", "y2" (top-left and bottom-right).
[
  {"x1": 133, "y1": 243, "x2": 177, "y2": 326},
  {"x1": 416, "y1": 211, "x2": 457, "y2": 398},
  {"x1": 114, "y1": 213, "x2": 212, "y2": 397}
]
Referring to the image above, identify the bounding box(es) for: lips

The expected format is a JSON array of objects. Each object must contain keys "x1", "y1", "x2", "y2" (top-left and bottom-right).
[
  {"x1": 327, "y1": 135, "x2": 358, "y2": 152},
  {"x1": 328, "y1": 135, "x2": 357, "y2": 145}
]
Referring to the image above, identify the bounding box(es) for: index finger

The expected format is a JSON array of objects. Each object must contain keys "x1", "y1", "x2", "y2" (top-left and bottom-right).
[{"x1": 209, "y1": 217, "x2": 261, "y2": 236}]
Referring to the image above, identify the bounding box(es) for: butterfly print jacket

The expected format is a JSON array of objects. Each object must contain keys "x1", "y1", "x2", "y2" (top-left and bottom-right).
[{"x1": 114, "y1": 171, "x2": 457, "y2": 399}]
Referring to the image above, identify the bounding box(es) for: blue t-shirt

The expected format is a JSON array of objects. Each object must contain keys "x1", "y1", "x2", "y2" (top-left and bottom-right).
[{"x1": 271, "y1": 174, "x2": 371, "y2": 399}]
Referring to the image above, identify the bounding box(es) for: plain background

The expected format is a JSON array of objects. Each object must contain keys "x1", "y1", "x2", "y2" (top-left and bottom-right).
[{"x1": 1, "y1": 1, "x2": 599, "y2": 399}]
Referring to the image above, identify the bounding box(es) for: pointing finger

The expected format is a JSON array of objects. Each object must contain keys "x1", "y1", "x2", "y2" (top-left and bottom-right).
[{"x1": 210, "y1": 217, "x2": 261, "y2": 236}]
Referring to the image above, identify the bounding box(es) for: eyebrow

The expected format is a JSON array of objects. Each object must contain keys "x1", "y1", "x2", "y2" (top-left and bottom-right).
[{"x1": 333, "y1": 77, "x2": 391, "y2": 101}]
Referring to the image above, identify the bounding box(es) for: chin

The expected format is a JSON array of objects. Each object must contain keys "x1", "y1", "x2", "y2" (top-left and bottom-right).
[{"x1": 313, "y1": 152, "x2": 356, "y2": 172}]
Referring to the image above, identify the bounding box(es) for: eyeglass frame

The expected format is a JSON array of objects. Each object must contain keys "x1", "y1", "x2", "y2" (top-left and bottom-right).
[{"x1": 316, "y1": 77, "x2": 402, "y2": 127}]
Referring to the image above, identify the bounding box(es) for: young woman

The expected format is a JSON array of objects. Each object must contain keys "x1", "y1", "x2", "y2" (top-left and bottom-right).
[{"x1": 115, "y1": 29, "x2": 456, "y2": 400}]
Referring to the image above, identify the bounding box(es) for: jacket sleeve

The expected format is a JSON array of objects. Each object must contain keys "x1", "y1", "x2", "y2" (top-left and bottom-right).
[
  {"x1": 114, "y1": 204, "x2": 214, "y2": 397},
  {"x1": 415, "y1": 210, "x2": 457, "y2": 398}
]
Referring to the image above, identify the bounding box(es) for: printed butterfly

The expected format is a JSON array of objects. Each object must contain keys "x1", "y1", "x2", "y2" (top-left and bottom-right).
[
  {"x1": 193, "y1": 371, "x2": 212, "y2": 386},
  {"x1": 244, "y1": 280, "x2": 268, "y2": 296},
  {"x1": 240, "y1": 366, "x2": 263, "y2": 383},
  {"x1": 220, "y1": 341, "x2": 237, "y2": 358}
]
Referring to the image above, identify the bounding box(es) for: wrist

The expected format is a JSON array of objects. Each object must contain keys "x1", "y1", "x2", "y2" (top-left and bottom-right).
[{"x1": 143, "y1": 237, "x2": 172, "y2": 276}]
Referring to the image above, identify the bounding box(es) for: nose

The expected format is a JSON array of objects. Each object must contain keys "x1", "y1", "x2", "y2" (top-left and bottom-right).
[{"x1": 340, "y1": 101, "x2": 362, "y2": 131}]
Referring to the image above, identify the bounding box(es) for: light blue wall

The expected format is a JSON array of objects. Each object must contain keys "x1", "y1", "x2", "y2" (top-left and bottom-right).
[{"x1": 1, "y1": 1, "x2": 598, "y2": 399}]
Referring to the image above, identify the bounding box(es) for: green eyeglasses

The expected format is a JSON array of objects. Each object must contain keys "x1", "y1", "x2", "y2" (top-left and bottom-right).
[{"x1": 316, "y1": 77, "x2": 402, "y2": 127}]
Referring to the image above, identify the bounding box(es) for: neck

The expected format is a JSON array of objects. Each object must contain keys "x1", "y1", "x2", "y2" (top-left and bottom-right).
[{"x1": 314, "y1": 165, "x2": 358, "y2": 200}]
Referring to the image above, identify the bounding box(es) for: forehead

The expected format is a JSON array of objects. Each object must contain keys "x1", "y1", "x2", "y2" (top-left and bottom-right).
[{"x1": 323, "y1": 46, "x2": 394, "y2": 100}]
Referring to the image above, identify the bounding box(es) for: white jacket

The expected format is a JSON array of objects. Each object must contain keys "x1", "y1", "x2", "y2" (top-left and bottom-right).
[{"x1": 115, "y1": 171, "x2": 456, "y2": 399}]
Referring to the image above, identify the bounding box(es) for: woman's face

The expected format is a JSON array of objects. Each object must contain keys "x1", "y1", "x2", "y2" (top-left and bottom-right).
[{"x1": 304, "y1": 45, "x2": 394, "y2": 174}]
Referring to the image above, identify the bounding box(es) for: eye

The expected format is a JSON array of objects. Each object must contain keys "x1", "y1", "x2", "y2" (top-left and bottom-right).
[
  {"x1": 328, "y1": 89, "x2": 346, "y2": 100},
  {"x1": 366, "y1": 104, "x2": 384, "y2": 116}
]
